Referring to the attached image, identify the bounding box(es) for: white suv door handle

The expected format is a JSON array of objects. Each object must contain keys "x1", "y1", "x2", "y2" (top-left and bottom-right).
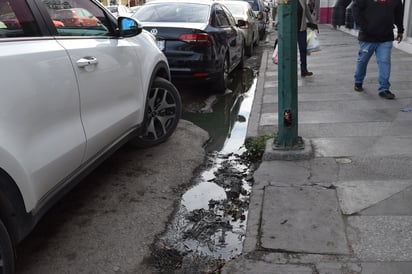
[{"x1": 76, "y1": 57, "x2": 98, "y2": 68}]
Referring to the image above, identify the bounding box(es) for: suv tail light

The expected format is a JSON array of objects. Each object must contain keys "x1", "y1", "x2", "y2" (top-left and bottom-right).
[{"x1": 179, "y1": 33, "x2": 211, "y2": 46}]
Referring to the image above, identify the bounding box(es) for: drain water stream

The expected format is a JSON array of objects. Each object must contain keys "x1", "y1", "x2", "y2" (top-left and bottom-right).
[{"x1": 150, "y1": 68, "x2": 258, "y2": 273}]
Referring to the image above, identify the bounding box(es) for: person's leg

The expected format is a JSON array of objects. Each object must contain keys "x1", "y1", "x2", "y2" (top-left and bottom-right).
[
  {"x1": 375, "y1": 41, "x2": 392, "y2": 92},
  {"x1": 354, "y1": 41, "x2": 375, "y2": 87},
  {"x1": 297, "y1": 30, "x2": 311, "y2": 75}
]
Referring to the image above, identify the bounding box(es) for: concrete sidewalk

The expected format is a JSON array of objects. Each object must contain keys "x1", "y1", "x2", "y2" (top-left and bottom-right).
[{"x1": 222, "y1": 25, "x2": 412, "y2": 273}]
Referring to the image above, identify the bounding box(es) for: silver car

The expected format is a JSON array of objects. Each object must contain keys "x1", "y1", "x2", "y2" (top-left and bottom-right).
[
  {"x1": 242, "y1": 0, "x2": 269, "y2": 40},
  {"x1": 219, "y1": 0, "x2": 259, "y2": 56}
]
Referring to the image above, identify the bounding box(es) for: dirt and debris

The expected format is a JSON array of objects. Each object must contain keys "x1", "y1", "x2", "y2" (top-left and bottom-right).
[
  {"x1": 145, "y1": 51, "x2": 262, "y2": 274},
  {"x1": 147, "y1": 152, "x2": 255, "y2": 273}
]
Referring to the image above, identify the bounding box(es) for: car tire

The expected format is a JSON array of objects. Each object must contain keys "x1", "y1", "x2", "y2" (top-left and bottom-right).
[
  {"x1": 237, "y1": 41, "x2": 245, "y2": 69},
  {"x1": 246, "y1": 39, "x2": 253, "y2": 57},
  {"x1": 0, "y1": 219, "x2": 15, "y2": 274},
  {"x1": 254, "y1": 35, "x2": 259, "y2": 46},
  {"x1": 214, "y1": 54, "x2": 229, "y2": 93},
  {"x1": 131, "y1": 77, "x2": 182, "y2": 148},
  {"x1": 259, "y1": 27, "x2": 265, "y2": 40}
]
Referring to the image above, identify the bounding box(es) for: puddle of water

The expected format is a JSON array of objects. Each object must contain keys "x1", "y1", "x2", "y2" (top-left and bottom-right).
[
  {"x1": 160, "y1": 153, "x2": 252, "y2": 260},
  {"x1": 182, "y1": 68, "x2": 256, "y2": 153},
  {"x1": 182, "y1": 181, "x2": 227, "y2": 211},
  {"x1": 154, "y1": 68, "x2": 258, "y2": 270}
]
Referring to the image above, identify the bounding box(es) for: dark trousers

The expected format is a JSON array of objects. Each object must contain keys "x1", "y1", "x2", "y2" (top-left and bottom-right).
[{"x1": 297, "y1": 30, "x2": 308, "y2": 73}]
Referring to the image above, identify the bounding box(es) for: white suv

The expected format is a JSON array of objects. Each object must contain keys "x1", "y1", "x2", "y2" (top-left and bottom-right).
[{"x1": 0, "y1": 0, "x2": 181, "y2": 273}]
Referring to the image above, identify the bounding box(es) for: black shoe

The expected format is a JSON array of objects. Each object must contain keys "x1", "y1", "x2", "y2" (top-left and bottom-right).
[
  {"x1": 379, "y1": 90, "x2": 395, "y2": 99},
  {"x1": 301, "y1": 71, "x2": 313, "y2": 77},
  {"x1": 354, "y1": 83, "x2": 364, "y2": 92}
]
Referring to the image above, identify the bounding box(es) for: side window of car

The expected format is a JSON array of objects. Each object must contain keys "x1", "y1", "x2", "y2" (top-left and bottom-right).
[
  {"x1": 214, "y1": 5, "x2": 230, "y2": 27},
  {"x1": 0, "y1": 0, "x2": 41, "y2": 38},
  {"x1": 221, "y1": 5, "x2": 237, "y2": 26},
  {"x1": 41, "y1": 0, "x2": 112, "y2": 37}
]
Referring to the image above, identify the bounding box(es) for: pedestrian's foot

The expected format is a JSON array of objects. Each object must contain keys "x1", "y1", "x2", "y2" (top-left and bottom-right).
[
  {"x1": 301, "y1": 71, "x2": 313, "y2": 77},
  {"x1": 379, "y1": 90, "x2": 395, "y2": 99},
  {"x1": 354, "y1": 83, "x2": 364, "y2": 92}
]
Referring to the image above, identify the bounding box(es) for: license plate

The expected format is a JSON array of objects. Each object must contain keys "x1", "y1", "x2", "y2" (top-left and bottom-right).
[{"x1": 156, "y1": 40, "x2": 165, "y2": 51}]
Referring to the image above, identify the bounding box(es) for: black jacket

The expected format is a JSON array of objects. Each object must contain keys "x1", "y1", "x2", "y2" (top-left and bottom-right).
[{"x1": 352, "y1": 0, "x2": 404, "y2": 42}]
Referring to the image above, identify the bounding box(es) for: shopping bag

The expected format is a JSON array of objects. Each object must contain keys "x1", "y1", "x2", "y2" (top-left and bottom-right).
[
  {"x1": 272, "y1": 43, "x2": 278, "y2": 64},
  {"x1": 307, "y1": 30, "x2": 320, "y2": 53}
]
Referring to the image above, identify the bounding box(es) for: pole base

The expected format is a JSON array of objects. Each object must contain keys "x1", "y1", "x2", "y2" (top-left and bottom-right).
[
  {"x1": 273, "y1": 136, "x2": 304, "y2": 150},
  {"x1": 263, "y1": 137, "x2": 313, "y2": 161}
]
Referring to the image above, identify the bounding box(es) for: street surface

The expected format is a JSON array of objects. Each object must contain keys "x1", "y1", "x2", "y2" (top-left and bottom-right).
[
  {"x1": 14, "y1": 33, "x2": 269, "y2": 273},
  {"x1": 15, "y1": 120, "x2": 209, "y2": 274}
]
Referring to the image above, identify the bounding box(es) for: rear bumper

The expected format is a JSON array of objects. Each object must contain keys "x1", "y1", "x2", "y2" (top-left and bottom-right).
[
  {"x1": 168, "y1": 58, "x2": 221, "y2": 84},
  {"x1": 170, "y1": 68, "x2": 221, "y2": 85}
]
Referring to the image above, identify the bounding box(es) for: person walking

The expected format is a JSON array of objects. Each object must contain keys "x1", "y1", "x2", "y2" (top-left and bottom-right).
[
  {"x1": 352, "y1": 0, "x2": 404, "y2": 99},
  {"x1": 297, "y1": 0, "x2": 317, "y2": 77},
  {"x1": 271, "y1": 0, "x2": 277, "y2": 26}
]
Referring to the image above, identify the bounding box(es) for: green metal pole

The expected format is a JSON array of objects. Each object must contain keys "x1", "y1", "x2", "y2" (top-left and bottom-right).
[{"x1": 273, "y1": 0, "x2": 304, "y2": 150}]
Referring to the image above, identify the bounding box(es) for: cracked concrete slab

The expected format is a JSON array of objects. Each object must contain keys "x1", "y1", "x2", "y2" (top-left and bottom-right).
[
  {"x1": 260, "y1": 186, "x2": 348, "y2": 255},
  {"x1": 335, "y1": 180, "x2": 412, "y2": 215},
  {"x1": 222, "y1": 259, "x2": 312, "y2": 274},
  {"x1": 361, "y1": 186, "x2": 412, "y2": 215}
]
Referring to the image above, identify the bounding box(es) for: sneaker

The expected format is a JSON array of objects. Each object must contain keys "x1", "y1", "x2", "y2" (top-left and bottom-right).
[
  {"x1": 354, "y1": 83, "x2": 364, "y2": 92},
  {"x1": 379, "y1": 90, "x2": 395, "y2": 99},
  {"x1": 301, "y1": 71, "x2": 313, "y2": 77}
]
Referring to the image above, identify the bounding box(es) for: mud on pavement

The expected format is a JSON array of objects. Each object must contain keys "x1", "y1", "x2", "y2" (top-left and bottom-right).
[{"x1": 15, "y1": 120, "x2": 209, "y2": 274}]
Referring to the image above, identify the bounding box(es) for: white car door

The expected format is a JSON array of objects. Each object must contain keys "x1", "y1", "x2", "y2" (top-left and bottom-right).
[
  {"x1": 0, "y1": 2, "x2": 86, "y2": 211},
  {"x1": 45, "y1": 0, "x2": 145, "y2": 162}
]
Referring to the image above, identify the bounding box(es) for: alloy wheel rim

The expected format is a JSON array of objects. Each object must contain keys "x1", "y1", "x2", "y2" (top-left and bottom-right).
[{"x1": 144, "y1": 87, "x2": 178, "y2": 141}]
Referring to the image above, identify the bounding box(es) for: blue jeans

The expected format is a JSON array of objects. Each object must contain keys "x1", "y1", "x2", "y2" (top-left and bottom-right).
[{"x1": 354, "y1": 41, "x2": 393, "y2": 92}]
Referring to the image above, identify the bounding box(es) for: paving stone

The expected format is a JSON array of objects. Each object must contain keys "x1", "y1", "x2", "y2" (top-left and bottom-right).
[
  {"x1": 222, "y1": 259, "x2": 312, "y2": 274},
  {"x1": 261, "y1": 186, "x2": 348, "y2": 255},
  {"x1": 347, "y1": 216, "x2": 412, "y2": 261},
  {"x1": 335, "y1": 180, "x2": 412, "y2": 215}
]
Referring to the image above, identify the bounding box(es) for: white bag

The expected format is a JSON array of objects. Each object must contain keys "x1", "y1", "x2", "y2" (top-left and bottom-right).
[
  {"x1": 307, "y1": 30, "x2": 320, "y2": 53},
  {"x1": 272, "y1": 44, "x2": 278, "y2": 64}
]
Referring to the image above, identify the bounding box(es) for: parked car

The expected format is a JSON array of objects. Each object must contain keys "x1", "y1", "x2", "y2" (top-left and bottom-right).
[
  {"x1": 0, "y1": 13, "x2": 20, "y2": 29},
  {"x1": 133, "y1": 0, "x2": 246, "y2": 92},
  {"x1": 239, "y1": 0, "x2": 268, "y2": 39},
  {"x1": 0, "y1": 0, "x2": 181, "y2": 273},
  {"x1": 106, "y1": 5, "x2": 132, "y2": 17},
  {"x1": 52, "y1": 19, "x2": 65, "y2": 27},
  {"x1": 130, "y1": 5, "x2": 142, "y2": 14},
  {"x1": 218, "y1": 0, "x2": 259, "y2": 56},
  {"x1": 53, "y1": 8, "x2": 100, "y2": 27}
]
